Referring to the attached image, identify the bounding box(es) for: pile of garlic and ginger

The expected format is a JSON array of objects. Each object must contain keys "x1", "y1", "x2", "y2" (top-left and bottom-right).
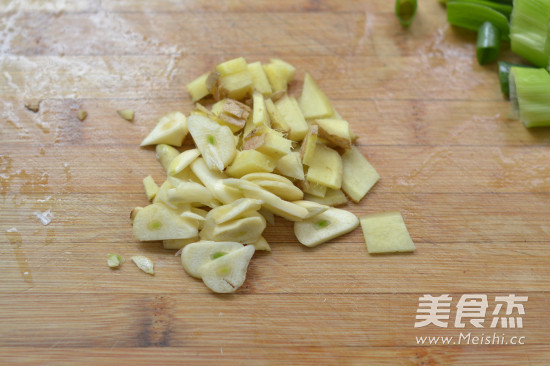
[{"x1": 131, "y1": 57, "x2": 414, "y2": 293}]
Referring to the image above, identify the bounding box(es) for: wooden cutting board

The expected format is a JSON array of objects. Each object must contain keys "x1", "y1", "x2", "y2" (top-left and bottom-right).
[{"x1": 1, "y1": 0, "x2": 549, "y2": 364}]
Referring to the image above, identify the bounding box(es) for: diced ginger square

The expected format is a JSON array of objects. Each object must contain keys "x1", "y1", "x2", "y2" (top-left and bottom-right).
[
  {"x1": 341, "y1": 146, "x2": 379, "y2": 203},
  {"x1": 186, "y1": 72, "x2": 210, "y2": 102},
  {"x1": 275, "y1": 94, "x2": 308, "y2": 142},
  {"x1": 263, "y1": 59, "x2": 295, "y2": 93},
  {"x1": 248, "y1": 62, "x2": 272, "y2": 97},
  {"x1": 216, "y1": 57, "x2": 248, "y2": 76},
  {"x1": 360, "y1": 212, "x2": 415, "y2": 254},
  {"x1": 299, "y1": 72, "x2": 334, "y2": 120},
  {"x1": 216, "y1": 70, "x2": 252, "y2": 101},
  {"x1": 226, "y1": 150, "x2": 275, "y2": 178},
  {"x1": 306, "y1": 144, "x2": 342, "y2": 189}
]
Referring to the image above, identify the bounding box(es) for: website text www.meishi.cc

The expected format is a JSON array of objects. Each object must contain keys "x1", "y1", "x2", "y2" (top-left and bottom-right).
[{"x1": 416, "y1": 332, "x2": 526, "y2": 345}]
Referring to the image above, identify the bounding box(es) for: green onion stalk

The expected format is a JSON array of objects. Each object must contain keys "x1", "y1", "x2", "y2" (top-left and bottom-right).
[
  {"x1": 395, "y1": 0, "x2": 418, "y2": 27},
  {"x1": 498, "y1": 61, "x2": 533, "y2": 96},
  {"x1": 477, "y1": 21, "x2": 501, "y2": 64},
  {"x1": 510, "y1": 0, "x2": 550, "y2": 68},
  {"x1": 447, "y1": 0, "x2": 512, "y2": 18},
  {"x1": 447, "y1": 1, "x2": 510, "y2": 41},
  {"x1": 442, "y1": 0, "x2": 514, "y2": 4},
  {"x1": 509, "y1": 67, "x2": 550, "y2": 127}
]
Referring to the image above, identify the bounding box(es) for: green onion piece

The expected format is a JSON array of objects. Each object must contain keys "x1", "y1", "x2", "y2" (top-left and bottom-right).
[
  {"x1": 449, "y1": 0, "x2": 512, "y2": 18},
  {"x1": 447, "y1": 2, "x2": 510, "y2": 41},
  {"x1": 438, "y1": 0, "x2": 514, "y2": 6},
  {"x1": 498, "y1": 61, "x2": 533, "y2": 96},
  {"x1": 395, "y1": 0, "x2": 418, "y2": 27},
  {"x1": 509, "y1": 67, "x2": 550, "y2": 128},
  {"x1": 477, "y1": 22, "x2": 501, "y2": 65},
  {"x1": 510, "y1": 0, "x2": 550, "y2": 68}
]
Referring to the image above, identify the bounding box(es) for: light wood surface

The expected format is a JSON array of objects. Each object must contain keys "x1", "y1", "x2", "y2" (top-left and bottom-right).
[{"x1": 1, "y1": 1, "x2": 549, "y2": 364}]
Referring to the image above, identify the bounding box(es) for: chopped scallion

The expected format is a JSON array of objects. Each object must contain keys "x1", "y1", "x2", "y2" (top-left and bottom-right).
[
  {"x1": 510, "y1": 0, "x2": 550, "y2": 68},
  {"x1": 477, "y1": 22, "x2": 501, "y2": 65},
  {"x1": 395, "y1": 0, "x2": 418, "y2": 27},
  {"x1": 509, "y1": 67, "x2": 550, "y2": 128},
  {"x1": 447, "y1": 1, "x2": 510, "y2": 41},
  {"x1": 498, "y1": 61, "x2": 532, "y2": 97},
  {"x1": 448, "y1": 0, "x2": 512, "y2": 18}
]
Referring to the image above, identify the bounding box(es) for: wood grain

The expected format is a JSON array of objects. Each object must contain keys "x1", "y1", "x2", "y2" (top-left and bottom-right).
[{"x1": 1, "y1": 0, "x2": 549, "y2": 364}]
